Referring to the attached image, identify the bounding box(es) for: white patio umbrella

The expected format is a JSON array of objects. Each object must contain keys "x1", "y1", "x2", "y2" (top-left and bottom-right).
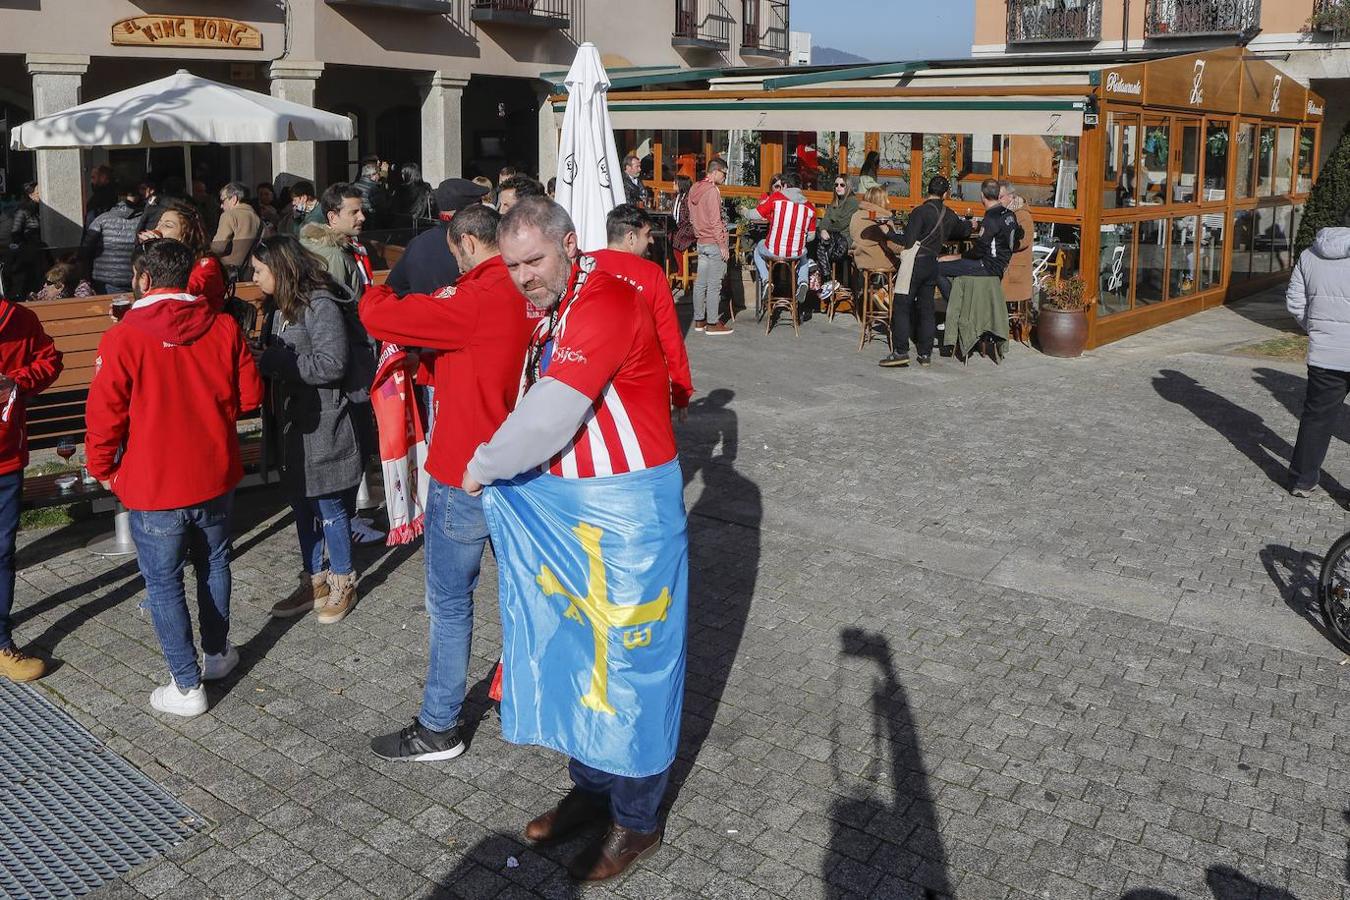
[
  {"x1": 9, "y1": 69, "x2": 352, "y2": 150},
  {"x1": 554, "y1": 43, "x2": 625, "y2": 253}
]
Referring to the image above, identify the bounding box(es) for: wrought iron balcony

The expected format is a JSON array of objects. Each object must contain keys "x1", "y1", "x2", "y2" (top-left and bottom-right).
[
  {"x1": 470, "y1": 0, "x2": 570, "y2": 29},
  {"x1": 673, "y1": 0, "x2": 733, "y2": 51},
  {"x1": 1006, "y1": 0, "x2": 1102, "y2": 44},
  {"x1": 1145, "y1": 0, "x2": 1260, "y2": 38},
  {"x1": 1311, "y1": 0, "x2": 1350, "y2": 40},
  {"x1": 741, "y1": 0, "x2": 789, "y2": 58}
]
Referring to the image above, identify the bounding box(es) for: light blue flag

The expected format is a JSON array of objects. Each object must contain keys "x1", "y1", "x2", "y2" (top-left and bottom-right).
[{"x1": 481, "y1": 459, "x2": 688, "y2": 778}]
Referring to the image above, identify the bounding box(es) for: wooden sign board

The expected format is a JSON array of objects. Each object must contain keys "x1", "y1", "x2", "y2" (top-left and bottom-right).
[
  {"x1": 1239, "y1": 56, "x2": 1309, "y2": 121},
  {"x1": 1306, "y1": 90, "x2": 1326, "y2": 123},
  {"x1": 1100, "y1": 64, "x2": 1146, "y2": 103},
  {"x1": 1140, "y1": 48, "x2": 1241, "y2": 114},
  {"x1": 112, "y1": 16, "x2": 263, "y2": 50}
]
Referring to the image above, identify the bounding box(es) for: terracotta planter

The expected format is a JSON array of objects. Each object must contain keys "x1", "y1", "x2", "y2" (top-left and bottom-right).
[{"x1": 1036, "y1": 306, "x2": 1088, "y2": 358}]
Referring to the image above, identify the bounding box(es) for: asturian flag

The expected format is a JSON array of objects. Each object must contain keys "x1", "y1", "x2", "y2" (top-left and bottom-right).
[{"x1": 482, "y1": 459, "x2": 688, "y2": 777}]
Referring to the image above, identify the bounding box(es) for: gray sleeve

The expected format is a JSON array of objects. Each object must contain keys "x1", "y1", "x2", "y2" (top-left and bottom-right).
[{"x1": 466, "y1": 378, "x2": 595, "y2": 485}]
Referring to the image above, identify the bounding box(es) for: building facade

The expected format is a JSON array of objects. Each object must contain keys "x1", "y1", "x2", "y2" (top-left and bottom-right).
[
  {"x1": 973, "y1": 0, "x2": 1350, "y2": 161},
  {"x1": 0, "y1": 0, "x2": 792, "y2": 246}
]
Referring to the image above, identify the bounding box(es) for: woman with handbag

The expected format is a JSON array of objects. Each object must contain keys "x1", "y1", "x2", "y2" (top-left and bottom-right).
[{"x1": 879, "y1": 175, "x2": 970, "y2": 369}]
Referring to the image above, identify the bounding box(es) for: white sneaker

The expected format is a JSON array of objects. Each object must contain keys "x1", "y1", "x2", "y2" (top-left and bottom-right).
[
  {"x1": 202, "y1": 644, "x2": 239, "y2": 681},
  {"x1": 350, "y1": 517, "x2": 386, "y2": 544},
  {"x1": 150, "y1": 682, "x2": 207, "y2": 717}
]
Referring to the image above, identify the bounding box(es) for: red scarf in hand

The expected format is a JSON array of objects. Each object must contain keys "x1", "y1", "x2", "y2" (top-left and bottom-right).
[{"x1": 370, "y1": 344, "x2": 429, "y2": 544}]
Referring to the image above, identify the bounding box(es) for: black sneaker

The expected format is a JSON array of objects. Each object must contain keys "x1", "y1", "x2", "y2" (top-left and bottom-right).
[
  {"x1": 370, "y1": 720, "x2": 465, "y2": 762},
  {"x1": 917, "y1": 356, "x2": 932, "y2": 367},
  {"x1": 878, "y1": 353, "x2": 910, "y2": 368}
]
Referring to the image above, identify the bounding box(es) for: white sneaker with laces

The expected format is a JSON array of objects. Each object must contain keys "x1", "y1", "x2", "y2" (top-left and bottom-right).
[
  {"x1": 202, "y1": 644, "x2": 239, "y2": 681},
  {"x1": 150, "y1": 682, "x2": 207, "y2": 717}
]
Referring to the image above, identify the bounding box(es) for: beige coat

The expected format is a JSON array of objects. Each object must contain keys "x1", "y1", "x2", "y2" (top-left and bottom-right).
[
  {"x1": 1001, "y1": 200, "x2": 1035, "y2": 302},
  {"x1": 849, "y1": 200, "x2": 898, "y2": 272}
]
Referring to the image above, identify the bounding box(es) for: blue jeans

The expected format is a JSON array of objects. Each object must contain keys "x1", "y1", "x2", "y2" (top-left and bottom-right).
[
  {"x1": 753, "y1": 240, "x2": 810, "y2": 287},
  {"x1": 129, "y1": 492, "x2": 234, "y2": 691},
  {"x1": 289, "y1": 486, "x2": 358, "y2": 576},
  {"x1": 0, "y1": 471, "x2": 21, "y2": 650},
  {"x1": 418, "y1": 478, "x2": 489, "y2": 732},
  {"x1": 569, "y1": 758, "x2": 670, "y2": 833}
]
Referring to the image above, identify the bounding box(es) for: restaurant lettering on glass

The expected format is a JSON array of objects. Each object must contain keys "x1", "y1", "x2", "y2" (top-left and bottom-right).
[{"x1": 580, "y1": 47, "x2": 1322, "y2": 349}]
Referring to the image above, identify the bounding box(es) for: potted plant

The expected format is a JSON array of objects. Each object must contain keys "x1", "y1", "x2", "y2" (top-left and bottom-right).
[{"x1": 1037, "y1": 275, "x2": 1090, "y2": 357}]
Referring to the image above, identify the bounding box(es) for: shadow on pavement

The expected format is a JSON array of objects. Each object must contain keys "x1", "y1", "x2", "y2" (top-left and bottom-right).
[
  {"x1": 827, "y1": 628, "x2": 950, "y2": 899},
  {"x1": 1152, "y1": 368, "x2": 1349, "y2": 501},
  {"x1": 1123, "y1": 862, "x2": 1301, "y2": 899},
  {"x1": 1252, "y1": 365, "x2": 1350, "y2": 448},
  {"x1": 1259, "y1": 543, "x2": 1342, "y2": 650}
]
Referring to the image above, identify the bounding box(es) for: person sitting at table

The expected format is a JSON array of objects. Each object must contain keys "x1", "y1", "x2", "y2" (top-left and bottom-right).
[
  {"x1": 850, "y1": 185, "x2": 900, "y2": 294},
  {"x1": 857, "y1": 152, "x2": 882, "y2": 194},
  {"x1": 816, "y1": 175, "x2": 858, "y2": 294},
  {"x1": 752, "y1": 173, "x2": 816, "y2": 316},
  {"x1": 670, "y1": 175, "x2": 697, "y2": 278},
  {"x1": 936, "y1": 178, "x2": 1022, "y2": 305}
]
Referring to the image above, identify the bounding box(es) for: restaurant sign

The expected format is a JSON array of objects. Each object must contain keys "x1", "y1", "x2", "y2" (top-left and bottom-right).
[{"x1": 111, "y1": 16, "x2": 263, "y2": 50}]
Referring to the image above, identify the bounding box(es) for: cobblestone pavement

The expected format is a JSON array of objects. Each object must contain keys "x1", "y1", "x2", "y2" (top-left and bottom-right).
[{"x1": 11, "y1": 285, "x2": 1350, "y2": 899}]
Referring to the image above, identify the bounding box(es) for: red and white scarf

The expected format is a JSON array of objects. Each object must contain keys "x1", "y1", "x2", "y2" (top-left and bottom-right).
[{"x1": 369, "y1": 343, "x2": 429, "y2": 544}]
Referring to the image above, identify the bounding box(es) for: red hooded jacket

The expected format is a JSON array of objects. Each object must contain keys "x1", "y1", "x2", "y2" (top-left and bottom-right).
[
  {"x1": 189, "y1": 256, "x2": 227, "y2": 312},
  {"x1": 0, "y1": 301, "x2": 63, "y2": 476},
  {"x1": 588, "y1": 249, "x2": 693, "y2": 408},
  {"x1": 85, "y1": 288, "x2": 263, "y2": 511}
]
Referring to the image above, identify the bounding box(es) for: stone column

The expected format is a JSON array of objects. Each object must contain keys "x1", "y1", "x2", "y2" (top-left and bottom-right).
[
  {"x1": 419, "y1": 72, "x2": 470, "y2": 184},
  {"x1": 25, "y1": 54, "x2": 89, "y2": 250},
  {"x1": 269, "y1": 60, "x2": 325, "y2": 183},
  {"x1": 538, "y1": 88, "x2": 559, "y2": 186}
]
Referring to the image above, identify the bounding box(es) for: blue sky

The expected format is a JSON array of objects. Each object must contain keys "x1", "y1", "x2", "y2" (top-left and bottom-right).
[{"x1": 792, "y1": 0, "x2": 975, "y2": 61}]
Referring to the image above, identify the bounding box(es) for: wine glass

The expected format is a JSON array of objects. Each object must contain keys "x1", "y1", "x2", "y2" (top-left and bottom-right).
[{"x1": 56, "y1": 438, "x2": 77, "y2": 465}]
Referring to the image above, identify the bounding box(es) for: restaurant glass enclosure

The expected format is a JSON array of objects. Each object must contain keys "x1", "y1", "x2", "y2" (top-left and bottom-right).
[{"x1": 575, "y1": 47, "x2": 1323, "y2": 348}]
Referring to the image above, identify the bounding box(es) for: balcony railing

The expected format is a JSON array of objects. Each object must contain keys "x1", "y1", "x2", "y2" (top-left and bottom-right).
[
  {"x1": 673, "y1": 0, "x2": 733, "y2": 51},
  {"x1": 1007, "y1": 0, "x2": 1102, "y2": 44},
  {"x1": 470, "y1": 0, "x2": 570, "y2": 29},
  {"x1": 742, "y1": 0, "x2": 789, "y2": 57},
  {"x1": 1311, "y1": 0, "x2": 1350, "y2": 40},
  {"x1": 1145, "y1": 0, "x2": 1260, "y2": 38}
]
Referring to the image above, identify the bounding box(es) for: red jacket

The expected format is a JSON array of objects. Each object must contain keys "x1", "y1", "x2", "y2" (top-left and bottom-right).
[
  {"x1": 359, "y1": 254, "x2": 534, "y2": 486},
  {"x1": 0, "y1": 301, "x2": 63, "y2": 476},
  {"x1": 588, "y1": 248, "x2": 693, "y2": 408},
  {"x1": 189, "y1": 255, "x2": 227, "y2": 312},
  {"x1": 85, "y1": 288, "x2": 263, "y2": 510}
]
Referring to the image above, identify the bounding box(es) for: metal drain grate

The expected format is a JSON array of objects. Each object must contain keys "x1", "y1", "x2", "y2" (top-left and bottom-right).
[{"x1": 0, "y1": 681, "x2": 202, "y2": 899}]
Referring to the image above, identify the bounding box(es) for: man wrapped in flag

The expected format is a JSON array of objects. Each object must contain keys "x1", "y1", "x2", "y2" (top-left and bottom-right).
[{"x1": 464, "y1": 197, "x2": 687, "y2": 882}]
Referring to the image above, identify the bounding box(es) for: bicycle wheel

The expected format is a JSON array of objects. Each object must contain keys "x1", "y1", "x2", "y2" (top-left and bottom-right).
[{"x1": 1318, "y1": 531, "x2": 1350, "y2": 649}]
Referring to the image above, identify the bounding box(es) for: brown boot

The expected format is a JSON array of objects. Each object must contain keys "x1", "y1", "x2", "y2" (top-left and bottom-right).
[
  {"x1": 568, "y1": 823, "x2": 661, "y2": 881},
  {"x1": 0, "y1": 645, "x2": 46, "y2": 682},
  {"x1": 524, "y1": 791, "x2": 610, "y2": 844},
  {"x1": 271, "y1": 572, "x2": 329, "y2": 619},
  {"x1": 316, "y1": 571, "x2": 357, "y2": 624}
]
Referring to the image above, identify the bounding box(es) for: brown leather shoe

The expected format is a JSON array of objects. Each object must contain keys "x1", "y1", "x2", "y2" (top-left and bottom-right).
[
  {"x1": 524, "y1": 791, "x2": 610, "y2": 844},
  {"x1": 568, "y1": 823, "x2": 661, "y2": 881}
]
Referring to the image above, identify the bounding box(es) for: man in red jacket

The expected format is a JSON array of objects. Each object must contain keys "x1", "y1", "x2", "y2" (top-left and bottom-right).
[
  {"x1": 85, "y1": 240, "x2": 263, "y2": 718},
  {"x1": 0, "y1": 300, "x2": 62, "y2": 682},
  {"x1": 359, "y1": 204, "x2": 535, "y2": 762},
  {"x1": 590, "y1": 204, "x2": 693, "y2": 421}
]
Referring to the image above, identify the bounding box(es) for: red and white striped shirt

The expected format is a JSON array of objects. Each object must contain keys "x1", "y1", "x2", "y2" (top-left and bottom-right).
[
  {"x1": 757, "y1": 196, "x2": 817, "y2": 259},
  {"x1": 531, "y1": 258, "x2": 677, "y2": 479}
]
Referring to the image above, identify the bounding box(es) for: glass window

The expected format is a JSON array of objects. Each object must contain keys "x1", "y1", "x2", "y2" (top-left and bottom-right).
[
  {"x1": 1176, "y1": 121, "x2": 1200, "y2": 203},
  {"x1": 782, "y1": 131, "x2": 840, "y2": 191},
  {"x1": 1297, "y1": 129, "x2": 1315, "y2": 194},
  {"x1": 1098, "y1": 222, "x2": 1135, "y2": 316},
  {"x1": 1235, "y1": 124, "x2": 1256, "y2": 199},
  {"x1": 1198, "y1": 212, "x2": 1226, "y2": 291},
  {"x1": 1293, "y1": 202, "x2": 1306, "y2": 251},
  {"x1": 1141, "y1": 120, "x2": 1171, "y2": 207},
  {"x1": 1276, "y1": 127, "x2": 1296, "y2": 196},
  {"x1": 876, "y1": 133, "x2": 912, "y2": 197},
  {"x1": 660, "y1": 130, "x2": 705, "y2": 183},
  {"x1": 1202, "y1": 121, "x2": 1229, "y2": 200},
  {"x1": 921, "y1": 133, "x2": 958, "y2": 190},
  {"x1": 1274, "y1": 205, "x2": 1294, "y2": 271},
  {"x1": 1252, "y1": 207, "x2": 1278, "y2": 276},
  {"x1": 1135, "y1": 219, "x2": 1167, "y2": 304},
  {"x1": 1231, "y1": 209, "x2": 1255, "y2": 282},
  {"x1": 1103, "y1": 113, "x2": 1139, "y2": 210},
  {"x1": 1257, "y1": 126, "x2": 1277, "y2": 196},
  {"x1": 1168, "y1": 217, "x2": 1197, "y2": 299},
  {"x1": 1003, "y1": 135, "x2": 1079, "y2": 208},
  {"x1": 721, "y1": 130, "x2": 762, "y2": 187}
]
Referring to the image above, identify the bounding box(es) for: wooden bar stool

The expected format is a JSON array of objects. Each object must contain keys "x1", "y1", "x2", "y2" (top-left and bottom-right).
[
  {"x1": 668, "y1": 248, "x2": 697, "y2": 295},
  {"x1": 763, "y1": 255, "x2": 800, "y2": 337},
  {"x1": 1006, "y1": 297, "x2": 1032, "y2": 346},
  {"x1": 825, "y1": 253, "x2": 856, "y2": 321},
  {"x1": 857, "y1": 267, "x2": 894, "y2": 351}
]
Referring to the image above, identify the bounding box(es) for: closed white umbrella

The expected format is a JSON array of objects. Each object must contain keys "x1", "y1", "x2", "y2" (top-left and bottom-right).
[
  {"x1": 9, "y1": 69, "x2": 352, "y2": 149},
  {"x1": 554, "y1": 43, "x2": 625, "y2": 253}
]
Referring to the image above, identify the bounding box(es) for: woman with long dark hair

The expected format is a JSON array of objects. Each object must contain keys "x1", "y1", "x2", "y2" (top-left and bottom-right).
[
  {"x1": 857, "y1": 151, "x2": 882, "y2": 194},
  {"x1": 140, "y1": 199, "x2": 226, "y2": 310},
  {"x1": 251, "y1": 235, "x2": 366, "y2": 624}
]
